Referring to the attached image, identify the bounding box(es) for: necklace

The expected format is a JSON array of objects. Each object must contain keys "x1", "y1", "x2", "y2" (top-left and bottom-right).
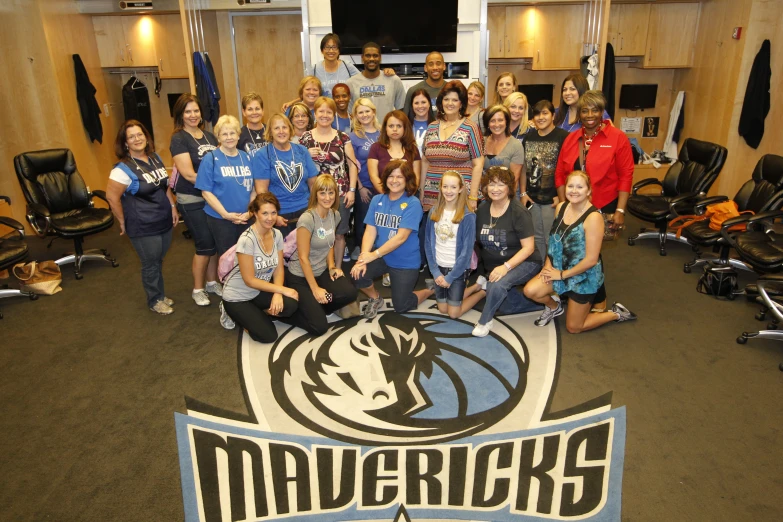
[
  {"x1": 583, "y1": 123, "x2": 603, "y2": 147},
  {"x1": 553, "y1": 203, "x2": 589, "y2": 243},
  {"x1": 247, "y1": 126, "x2": 264, "y2": 148},
  {"x1": 488, "y1": 200, "x2": 510, "y2": 229},
  {"x1": 130, "y1": 155, "x2": 164, "y2": 186},
  {"x1": 222, "y1": 149, "x2": 249, "y2": 188},
  {"x1": 334, "y1": 114, "x2": 350, "y2": 131},
  {"x1": 313, "y1": 208, "x2": 335, "y2": 247},
  {"x1": 255, "y1": 225, "x2": 275, "y2": 257}
]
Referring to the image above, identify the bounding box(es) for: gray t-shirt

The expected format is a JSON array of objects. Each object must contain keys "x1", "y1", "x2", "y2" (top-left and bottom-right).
[
  {"x1": 346, "y1": 73, "x2": 406, "y2": 121},
  {"x1": 222, "y1": 227, "x2": 283, "y2": 302},
  {"x1": 402, "y1": 79, "x2": 444, "y2": 117},
  {"x1": 287, "y1": 209, "x2": 341, "y2": 277},
  {"x1": 485, "y1": 137, "x2": 525, "y2": 171}
]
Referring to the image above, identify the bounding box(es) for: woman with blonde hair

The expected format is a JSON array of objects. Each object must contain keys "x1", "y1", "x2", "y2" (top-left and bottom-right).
[
  {"x1": 524, "y1": 170, "x2": 636, "y2": 332},
  {"x1": 504, "y1": 91, "x2": 531, "y2": 143},
  {"x1": 467, "y1": 80, "x2": 487, "y2": 135},
  {"x1": 348, "y1": 98, "x2": 382, "y2": 260},
  {"x1": 424, "y1": 170, "x2": 477, "y2": 318},
  {"x1": 284, "y1": 174, "x2": 358, "y2": 335},
  {"x1": 195, "y1": 114, "x2": 256, "y2": 258},
  {"x1": 288, "y1": 102, "x2": 315, "y2": 144}
]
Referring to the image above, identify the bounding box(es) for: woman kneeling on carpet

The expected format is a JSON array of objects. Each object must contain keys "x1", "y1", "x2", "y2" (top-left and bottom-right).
[
  {"x1": 351, "y1": 159, "x2": 434, "y2": 318},
  {"x1": 523, "y1": 171, "x2": 636, "y2": 332},
  {"x1": 219, "y1": 193, "x2": 298, "y2": 342},
  {"x1": 106, "y1": 120, "x2": 179, "y2": 315},
  {"x1": 285, "y1": 174, "x2": 358, "y2": 335},
  {"x1": 469, "y1": 166, "x2": 542, "y2": 337}
]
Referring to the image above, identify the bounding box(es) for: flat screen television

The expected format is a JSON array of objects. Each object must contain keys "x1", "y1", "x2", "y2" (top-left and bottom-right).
[
  {"x1": 329, "y1": 0, "x2": 459, "y2": 54},
  {"x1": 619, "y1": 84, "x2": 658, "y2": 110},
  {"x1": 518, "y1": 84, "x2": 554, "y2": 119}
]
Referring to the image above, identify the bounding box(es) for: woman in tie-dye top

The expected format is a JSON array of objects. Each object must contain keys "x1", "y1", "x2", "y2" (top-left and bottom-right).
[{"x1": 421, "y1": 81, "x2": 484, "y2": 212}]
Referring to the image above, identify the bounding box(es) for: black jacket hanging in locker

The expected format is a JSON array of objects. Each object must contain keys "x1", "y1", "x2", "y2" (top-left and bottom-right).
[
  {"x1": 602, "y1": 43, "x2": 617, "y2": 121},
  {"x1": 738, "y1": 39, "x2": 771, "y2": 149},
  {"x1": 72, "y1": 54, "x2": 103, "y2": 144},
  {"x1": 122, "y1": 76, "x2": 154, "y2": 142}
]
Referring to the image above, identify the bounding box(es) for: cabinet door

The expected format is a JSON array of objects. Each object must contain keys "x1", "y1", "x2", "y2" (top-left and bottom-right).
[
  {"x1": 152, "y1": 15, "x2": 189, "y2": 78},
  {"x1": 122, "y1": 16, "x2": 158, "y2": 67},
  {"x1": 607, "y1": 6, "x2": 621, "y2": 51},
  {"x1": 533, "y1": 4, "x2": 585, "y2": 70},
  {"x1": 505, "y1": 5, "x2": 536, "y2": 59},
  {"x1": 644, "y1": 3, "x2": 700, "y2": 67},
  {"x1": 616, "y1": 3, "x2": 650, "y2": 56},
  {"x1": 93, "y1": 16, "x2": 127, "y2": 67},
  {"x1": 487, "y1": 6, "x2": 506, "y2": 58}
]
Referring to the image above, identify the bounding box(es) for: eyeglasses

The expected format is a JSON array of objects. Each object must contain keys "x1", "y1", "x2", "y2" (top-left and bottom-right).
[
  {"x1": 127, "y1": 133, "x2": 145, "y2": 141},
  {"x1": 323, "y1": 45, "x2": 339, "y2": 51}
]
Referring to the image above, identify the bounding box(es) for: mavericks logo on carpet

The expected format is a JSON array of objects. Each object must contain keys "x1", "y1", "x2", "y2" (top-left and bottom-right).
[{"x1": 175, "y1": 302, "x2": 626, "y2": 521}]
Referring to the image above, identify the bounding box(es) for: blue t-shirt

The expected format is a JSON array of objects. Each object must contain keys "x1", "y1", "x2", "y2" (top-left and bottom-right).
[
  {"x1": 252, "y1": 142, "x2": 318, "y2": 214},
  {"x1": 413, "y1": 119, "x2": 429, "y2": 156},
  {"x1": 364, "y1": 192, "x2": 423, "y2": 269},
  {"x1": 332, "y1": 115, "x2": 352, "y2": 133},
  {"x1": 195, "y1": 149, "x2": 255, "y2": 219},
  {"x1": 349, "y1": 130, "x2": 380, "y2": 188}
]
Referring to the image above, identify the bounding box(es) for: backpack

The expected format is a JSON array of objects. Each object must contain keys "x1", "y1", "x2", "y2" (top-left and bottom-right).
[
  {"x1": 696, "y1": 263, "x2": 738, "y2": 299},
  {"x1": 668, "y1": 200, "x2": 753, "y2": 239}
]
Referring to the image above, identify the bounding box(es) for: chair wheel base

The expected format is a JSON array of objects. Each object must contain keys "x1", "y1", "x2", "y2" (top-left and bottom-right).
[
  {"x1": 684, "y1": 264, "x2": 692, "y2": 273},
  {"x1": 75, "y1": 273, "x2": 83, "y2": 280},
  {"x1": 111, "y1": 260, "x2": 119, "y2": 268},
  {"x1": 767, "y1": 323, "x2": 778, "y2": 330},
  {"x1": 737, "y1": 334, "x2": 748, "y2": 344},
  {"x1": 756, "y1": 311, "x2": 766, "y2": 321},
  {"x1": 659, "y1": 249, "x2": 667, "y2": 256},
  {"x1": 628, "y1": 238, "x2": 635, "y2": 246},
  {"x1": 29, "y1": 293, "x2": 38, "y2": 301}
]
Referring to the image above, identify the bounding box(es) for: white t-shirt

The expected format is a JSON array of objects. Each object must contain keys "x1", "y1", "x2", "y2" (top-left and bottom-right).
[
  {"x1": 109, "y1": 167, "x2": 132, "y2": 186},
  {"x1": 435, "y1": 209, "x2": 458, "y2": 268}
]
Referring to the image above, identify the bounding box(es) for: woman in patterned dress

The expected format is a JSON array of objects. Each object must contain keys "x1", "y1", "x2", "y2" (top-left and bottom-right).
[{"x1": 420, "y1": 81, "x2": 485, "y2": 213}]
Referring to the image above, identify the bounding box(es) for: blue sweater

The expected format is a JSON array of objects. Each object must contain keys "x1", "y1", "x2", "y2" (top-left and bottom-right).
[{"x1": 424, "y1": 207, "x2": 476, "y2": 285}]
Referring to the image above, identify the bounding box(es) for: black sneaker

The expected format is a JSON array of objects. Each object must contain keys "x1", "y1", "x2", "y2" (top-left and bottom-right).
[{"x1": 611, "y1": 302, "x2": 637, "y2": 322}]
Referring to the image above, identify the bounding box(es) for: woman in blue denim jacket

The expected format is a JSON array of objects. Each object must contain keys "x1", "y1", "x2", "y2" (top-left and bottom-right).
[{"x1": 424, "y1": 171, "x2": 477, "y2": 318}]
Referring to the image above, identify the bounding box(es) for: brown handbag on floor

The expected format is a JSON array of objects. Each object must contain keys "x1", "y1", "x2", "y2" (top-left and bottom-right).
[{"x1": 13, "y1": 261, "x2": 63, "y2": 295}]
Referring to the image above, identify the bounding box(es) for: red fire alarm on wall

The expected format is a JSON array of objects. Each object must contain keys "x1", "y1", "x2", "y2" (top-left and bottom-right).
[{"x1": 733, "y1": 27, "x2": 742, "y2": 40}]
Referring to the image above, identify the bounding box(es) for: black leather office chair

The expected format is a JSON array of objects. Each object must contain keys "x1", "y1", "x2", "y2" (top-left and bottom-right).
[
  {"x1": 627, "y1": 138, "x2": 727, "y2": 255},
  {"x1": 0, "y1": 195, "x2": 38, "y2": 318},
  {"x1": 683, "y1": 155, "x2": 783, "y2": 274},
  {"x1": 14, "y1": 149, "x2": 118, "y2": 279}
]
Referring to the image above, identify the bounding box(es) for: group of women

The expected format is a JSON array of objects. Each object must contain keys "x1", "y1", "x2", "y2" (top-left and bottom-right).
[{"x1": 105, "y1": 33, "x2": 637, "y2": 341}]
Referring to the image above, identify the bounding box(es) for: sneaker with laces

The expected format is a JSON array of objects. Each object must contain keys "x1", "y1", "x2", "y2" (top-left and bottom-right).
[
  {"x1": 476, "y1": 275, "x2": 488, "y2": 291},
  {"x1": 192, "y1": 289, "x2": 210, "y2": 306},
  {"x1": 535, "y1": 299, "x2": 563, "y2": 326},
  {"x1": 162, "y1": 297, "x2": 174, "y2": 306},
  {"x1": 343, "y1": 247, "x2": 351, "y2": 262},
  {"x1": 611, "y1": 302, "x2": 637, "y2": 322},
  {"x1": 472, "y1": 320, "x2": 494, "y2": 337},
  {"x1": 205, "y1": 280, "x2": 223, "y2": 297},
  {"x1": 425, "y1": 278, "x2": 436, "y2": 291},
  {"x1": 150, "y1": 300, "x2": 174, "y2": 315},
  {"x1": 219, "y1": 301, "x2": 236, "y2": 329},
  {"x1": 362, "y1": 296, "x2": 384, "y2": 318},
  {"x1": 351, "y1": 246, "x2": 361, "y2": 261},
  {"x1": 382, "y1": 273, "x2": 391, "y2": 287}
]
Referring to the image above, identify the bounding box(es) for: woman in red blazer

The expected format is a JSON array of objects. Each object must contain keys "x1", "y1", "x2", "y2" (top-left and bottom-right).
[{"x1": 554, "y1": 91, "x2": 634, "y2": 234}]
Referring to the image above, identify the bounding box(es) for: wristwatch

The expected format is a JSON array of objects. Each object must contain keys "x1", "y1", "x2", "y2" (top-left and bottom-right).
[
  {"x1": 616, "y1": 208, "x2": 625, "y2": 214},
  {"x1": 349, "y1": 187, "x2": 356, "y2": 192}
]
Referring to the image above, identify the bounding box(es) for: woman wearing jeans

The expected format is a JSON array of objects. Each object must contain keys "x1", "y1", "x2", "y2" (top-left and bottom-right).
[
  {"x1": 470, "y1": 166, "x2": 542, "y2": 337},
  {"x1": 106, "y1": 120, "x2": 178, "y2": 314}
]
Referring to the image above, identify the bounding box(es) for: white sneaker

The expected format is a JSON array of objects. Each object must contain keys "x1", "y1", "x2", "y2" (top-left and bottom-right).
[
  {"x1": 472, "y1": 319, "x2": 494, "y2": 337},
  {"x1": 219, "y1": 301, "x2": 235, "y2": 329},
  {"x1": 476, "y1": 275, "x2": 488, "y2": 291},
  {"x1": 162, "y1": 297, "x2": 174, "y2": 306},
  {"x1": 150, "y1": 301, "x2": 174, "y2": 315},
  {"x1": 351, "y1": 246, "x2": 361, "y2": 261},
  {"x1": 192, "y1": 289, "x2": 210, "y2": 306},
  {"x1": 205, "y1": 280, "x2": 223, "y2": 297},
  {"x1": 382, "y1": 273, "x2": 391, "y2": 287}
]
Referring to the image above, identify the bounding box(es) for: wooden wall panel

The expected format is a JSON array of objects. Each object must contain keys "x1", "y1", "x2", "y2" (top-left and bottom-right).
[
  {"x1": 200, "y1": 11, "x2": 228, "y2": 119},
  {"x1": 216, "y1": 11, "x2": 239, "y2": 119},
  {"x1": 720, "y1": 0, "x2": 783, "y2": 196}
]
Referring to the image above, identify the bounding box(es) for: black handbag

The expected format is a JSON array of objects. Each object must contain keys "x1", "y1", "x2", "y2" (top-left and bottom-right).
[{"x1": 696, "y1": 263, "x2": 738, "y2": 300}]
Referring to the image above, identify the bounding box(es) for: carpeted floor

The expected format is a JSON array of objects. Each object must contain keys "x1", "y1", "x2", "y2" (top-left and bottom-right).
[{"x1": 1, "y1": 214, "x2": 782, "y2": 521}]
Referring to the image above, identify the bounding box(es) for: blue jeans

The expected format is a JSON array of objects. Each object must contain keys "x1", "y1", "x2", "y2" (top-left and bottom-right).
[
  {"x1": 434, "y1": 265, "x2": 470, "y2": 307},
  {"x1": 353, "y1": 188, "x2": 377, "y2": 249},
  {"x1": 479, "y1": 260, "x2": 542, "y2": 325},
  {"x1": 128, "y1": 229, "x2": 173, "y2": 308},
  {"x1": 353, "y1": 258, "x2": 420, "y2": 312},
  {"x1": 206, "y1": 215, "x2": 249, "y2": 258},
  {"x1": 177, "y1": 201, "x2": 216, "y2": 256}
]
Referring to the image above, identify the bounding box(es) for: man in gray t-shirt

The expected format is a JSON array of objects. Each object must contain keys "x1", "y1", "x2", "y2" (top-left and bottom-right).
[
  {"x1": 402, "y1": 51, "x2": 447, "y2": 117},
  {"x1": 346, "y1": 43, "x2": 405, "y2": 121}
]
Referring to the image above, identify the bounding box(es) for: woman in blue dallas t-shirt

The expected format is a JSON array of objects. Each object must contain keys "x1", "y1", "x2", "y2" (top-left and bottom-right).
[
  {"x1": 351, "y1": 159, "x2": 435, "y2": 317},
  {"x1": 195, "y1": 115, "x2": 256, "y2": 258}
]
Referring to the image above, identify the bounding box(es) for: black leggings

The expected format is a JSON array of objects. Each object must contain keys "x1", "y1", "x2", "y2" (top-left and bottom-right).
[
  {"x1": 283, "y1": 269, "x2": 358, "y2": 335},
  {"x1": 222, "y1": 292, "x2": 298, "y2": 343}
]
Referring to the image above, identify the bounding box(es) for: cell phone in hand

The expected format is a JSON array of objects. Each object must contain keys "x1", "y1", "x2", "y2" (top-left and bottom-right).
[{"x1": 524, "y1": 200, "x2": 534, "y2": 210}]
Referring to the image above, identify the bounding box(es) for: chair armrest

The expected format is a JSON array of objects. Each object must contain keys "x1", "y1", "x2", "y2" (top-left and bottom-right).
[
  {"x1": 693, "y1": 195, "x2": 729, "y2": 214},
  {"x1": 721, "y1": 210, "x2": 783, "y2": 245},
  {"x1": 90, "y1": 190, "x2": 108, "y2": 203},
  {"x1": 632, "y1": 178, "x2": 663, "y2": 195},
  {"x1": 668, "y1": 191, "x2": 702, "y2": 214},
  {"x1": 0, "y1": 195, "x2": 10, "y2": 204},
  {"x1": 0, "y1": 216, "x2": 25, "y2": 238},
  {"x1": 28, "y1": 202, "x2": 51, "y2": 218}
]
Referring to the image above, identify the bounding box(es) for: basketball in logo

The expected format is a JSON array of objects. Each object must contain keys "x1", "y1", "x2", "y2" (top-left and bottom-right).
[{"x1": 268, "y1": 311, "x2": 529, "y2": 445}]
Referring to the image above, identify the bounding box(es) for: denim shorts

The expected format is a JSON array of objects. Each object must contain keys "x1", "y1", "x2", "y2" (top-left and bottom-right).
[
  {"x1": 434, "y1": 265, "x2": 470, "y2": 307},
  {"x1": 177, "y1": 200, "x2": 216, "y2": 256}
]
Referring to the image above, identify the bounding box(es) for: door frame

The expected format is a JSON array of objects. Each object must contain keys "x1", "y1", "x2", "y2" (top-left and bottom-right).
[{"x1": 228, "y1": 10, "x2": 304, "y2": 119}]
